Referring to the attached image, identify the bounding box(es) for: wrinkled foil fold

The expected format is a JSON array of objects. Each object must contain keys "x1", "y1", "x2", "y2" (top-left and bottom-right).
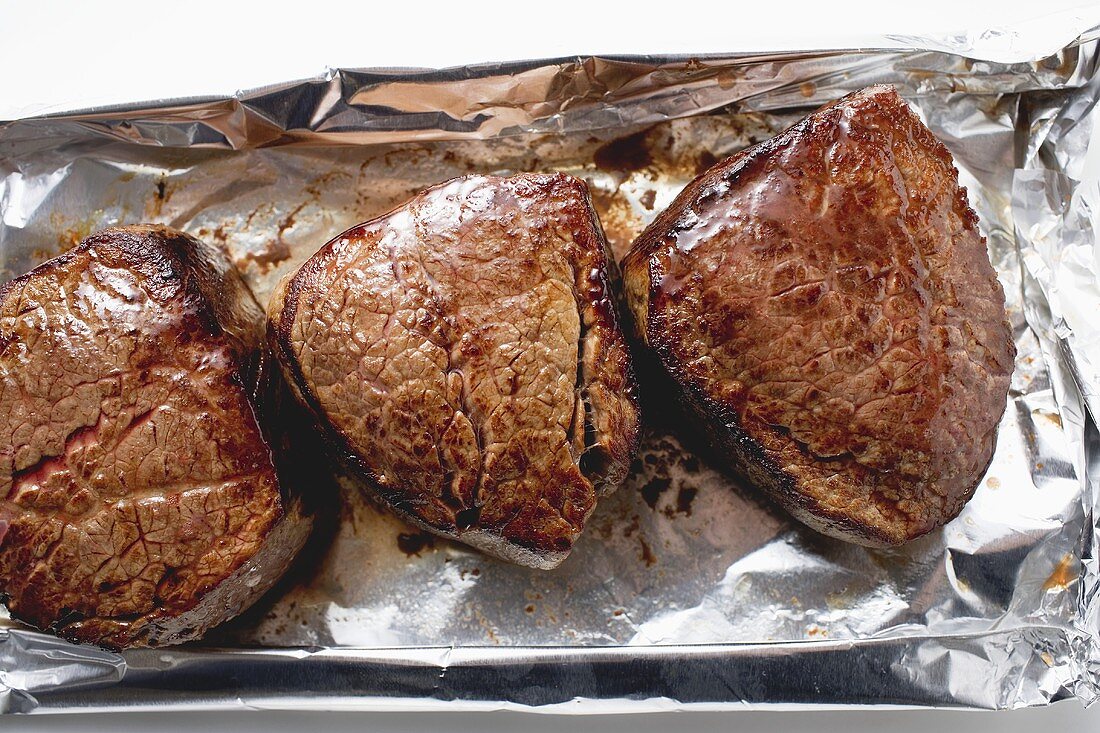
[{"x1": 2, "y1": 18, "x2": 1100, "y2": 714}]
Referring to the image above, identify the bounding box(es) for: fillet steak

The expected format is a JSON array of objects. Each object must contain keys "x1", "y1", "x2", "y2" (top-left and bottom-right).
[
  {"x1": 621, "y1": 85, "x2": 1014, "y2": 547},
  {"x1": 269, "y1": 173, "x2": 639, "y2": 569},
  {"x1": 0, "y1": 225, "x2": 311, "y2": 649}
]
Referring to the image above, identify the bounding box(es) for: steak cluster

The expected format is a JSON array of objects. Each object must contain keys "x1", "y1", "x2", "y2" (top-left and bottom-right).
[
  {"x1": 622, "y1": 85, "x2": 1015, "y2": 546},
  {"x1": 0, "y1": 225, "x2": 310, "y2": 649},
  {"x1": 269, "y1": 173, "x2": 639, "y2": 568}
]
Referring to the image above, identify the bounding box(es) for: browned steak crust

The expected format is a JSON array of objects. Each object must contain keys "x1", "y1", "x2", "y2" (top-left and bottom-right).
[
  {"x1": 0, "y1": 225, "x2": 310, "y2": 649},
  {"x1": 269, "y1": 173, "x2": 639, "y2": 569},
  {"x1": 622, "y1": 85, "x2": 1014, "y2": 547}
]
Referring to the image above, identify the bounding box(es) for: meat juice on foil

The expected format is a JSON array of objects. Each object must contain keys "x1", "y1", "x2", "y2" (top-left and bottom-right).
[{"x1": 1, "y1": 19, "x2": 1099, "y2": 713}]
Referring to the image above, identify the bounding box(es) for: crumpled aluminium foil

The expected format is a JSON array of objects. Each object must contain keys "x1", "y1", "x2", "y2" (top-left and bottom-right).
[{"x1": 1, "y1": 20, "x2": 1100, "y2": 714}]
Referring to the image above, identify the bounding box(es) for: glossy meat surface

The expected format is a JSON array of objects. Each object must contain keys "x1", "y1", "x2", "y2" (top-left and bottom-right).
[
  {"x1": 0, "y1": 226, "x2": 310, "y2": 648},
  {"x1": 270, "y1": 173, "x2": 639, "y2": 568},
  {"x1": 622, "y1": 86, "x2": 1014, "y2": 546}
]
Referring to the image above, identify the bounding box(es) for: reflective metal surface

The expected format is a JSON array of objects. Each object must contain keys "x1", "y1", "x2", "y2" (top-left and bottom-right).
[{"x1": 1, "y1": 16, "x2": 1099, "y2": 713}]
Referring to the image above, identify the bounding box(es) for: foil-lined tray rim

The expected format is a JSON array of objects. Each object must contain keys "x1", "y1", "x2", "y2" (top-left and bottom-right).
[
  {"x1": 8, "y1": 19, "x2": 1100, "y2": 128},
  {"x1": 2, "y1": 15, "x2": 1100, "y2": 715},
  {"x1": 6, "y1": 624, "x2": 1094, "y2": 713}
]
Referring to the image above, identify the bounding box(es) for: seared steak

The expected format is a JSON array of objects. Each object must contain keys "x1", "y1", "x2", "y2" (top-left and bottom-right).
[
  {"x1": 269, "y1": 173, "x2": 639, "y2": 569},
  {"x1": 622, "y1": 86, "x2": 1014, "y2": 547},
  {"x1": 0, "y1": 225, "x2": 311, "y2": 649}
]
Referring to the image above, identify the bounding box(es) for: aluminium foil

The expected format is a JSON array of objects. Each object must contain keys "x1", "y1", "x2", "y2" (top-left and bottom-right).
[{"x1": 2, "y1": 14, "x2": 1100, "y2": 713}]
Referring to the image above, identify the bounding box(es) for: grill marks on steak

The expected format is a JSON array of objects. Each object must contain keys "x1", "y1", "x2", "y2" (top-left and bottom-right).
[
  {"x1": 270, "y1": 173, "x2": 639, "y2": 568},
  {"x1": 0, "y1": 225, "x2": 310, "y2": 648},
  {"x1": 622, "y1": 86, "x2": 1014, "y2": 546}
]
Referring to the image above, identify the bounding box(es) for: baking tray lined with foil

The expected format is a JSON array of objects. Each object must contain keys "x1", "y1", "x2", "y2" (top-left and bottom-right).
[{"x1": 0, "y1": 22, "x2": 1098, "y2": 713}]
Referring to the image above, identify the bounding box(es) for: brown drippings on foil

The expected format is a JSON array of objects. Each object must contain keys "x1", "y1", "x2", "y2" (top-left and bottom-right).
[
  {"x1": 142, "y1": 175, "x2": 173, "y2": 220},
  {"x1": 278, "y1": 202, "x2": 306, "y2": 236},
  {"x1": 196, "y1": 225, "x2": 229, "y2": 246},
  {"x1": 640, "y1": 477, "x2": 671, "y2": 509},
  {"x1": 622, "y1": 514, "x2": 641, "y2": 538},
  {"x1": 583, "y1": 117, "x2": 773, "y2": 261},
  {"x1": 594, "y1": 130, "x2": 653, "y2": 173},
  {"x1": 397, "y1": 531, "x2": 436, "y2": 557},
  {"x1": 250, "y1": 203, "x2": 306, "y2": 269},
  {"x1": 639, "y1": 537, "x2": 657, "y2": 567},
  {"x1": 1042, "y1": 553, "x2": 1076, "y2": 592},
  {"x1": 632, "y1": 434, "x2": 705, "y2": 520},
  {"x1": 1033, "y1": 408, "x2": 1063, "y2": 428},
  {"x1": 673, "y1": 486, "x2": 698, "y2": 516},
  {"x1": 695, "y1": 150, "x2": 719, "y2": 175},
  {"x1": 458, "y1": 566, "x2": 481, "y2": 581},
  {"x1": 986, "y1": 476, "x2": 1001, "y2": 489},
  {"x1": 52, "y1": 212, "x2": 105, "y2": 254},
  {"x1": 587, "y1": 186, "x2": 645, "y2": 261},
  {"x1": 242, "y1": 238, "x2": 293, "y2": 269},
  {"x1": 473, "y1": 608, "x2": 500, "y2": 645}
]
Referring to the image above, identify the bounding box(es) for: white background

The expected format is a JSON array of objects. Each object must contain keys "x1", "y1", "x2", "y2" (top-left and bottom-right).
[{"x1": 3, "y1": 0, "x2": 1100, "y2": 730}]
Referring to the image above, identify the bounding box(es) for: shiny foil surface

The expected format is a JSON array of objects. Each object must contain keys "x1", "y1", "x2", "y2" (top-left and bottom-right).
[{"x1": 2, "y1": 18, "x2": 1100, "y2": 713}]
